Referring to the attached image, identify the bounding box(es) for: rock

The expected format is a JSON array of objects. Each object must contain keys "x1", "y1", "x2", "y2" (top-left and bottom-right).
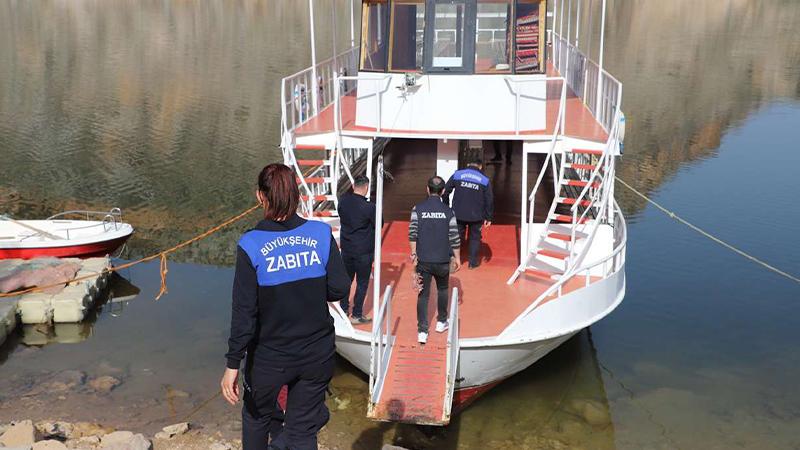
[
  {"x1": 36, "y1": 421, "x2": 74, "y2": 440},
  {"x1": 209, "y1": 443, "x2": 233, "y2": 450},
  {"x1": 100, "y1": 431, "x2": 151, "y2": 450},
  {"x1": 89, "y1": 376, "x2": 121, "y2": 394},
  {"x1": 33, "y1": 440, "x2": 69, "y2": 449},
  {"x1": 382, "y1": 446, "x2": 411, "y2": 450},
  {"x1": 156, "y1": 422, "x2": 189, "y2": 439},
  {"x1": 577, "y1": 399, "x2": 611, "y2": 426},
  {"x1": 66, "y1": 435, "x2": 101, "y2": 449},
  {"x1": 0, "y1": 419, "x2": 40, "y2": 447},
  {"x1": 69, "y1": 422, "x2": 111, "y2": 439}
]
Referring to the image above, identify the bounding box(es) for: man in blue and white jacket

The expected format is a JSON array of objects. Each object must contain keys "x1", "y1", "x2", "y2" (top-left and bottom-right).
[{"x1": 445, "y1": 159, "x2": 494, "y2": 269}]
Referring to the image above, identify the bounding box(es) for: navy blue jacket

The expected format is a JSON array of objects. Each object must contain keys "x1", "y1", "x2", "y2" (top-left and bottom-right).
[
  {"x1": 445, "y1": 168, "x2": 494, "y2": 223},
  {"x1": 338, "y1": 192, "x2": 376, "y2": 256},
  {"x1": 409, "y1": 196, "x2": 460, "y2": 264},
  {"x1": 225, "y1": 215, "x2": 350, "y2": 369}
]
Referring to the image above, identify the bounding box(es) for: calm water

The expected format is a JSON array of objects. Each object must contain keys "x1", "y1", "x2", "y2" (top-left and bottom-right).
[{"x1": 1, "y1": 1, "x2": 800, "y2": 449}]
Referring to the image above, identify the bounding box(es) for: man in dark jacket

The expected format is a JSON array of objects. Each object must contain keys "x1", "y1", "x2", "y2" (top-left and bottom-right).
[
  {"x1": 337, "y1": 175, "x2": 375, "y2": 324},
  {"x1": 221, "y1": 164, "x2": 351, "y2": 450},
  {"x1": 409, "y1": 176, "x2": 461, "y2": 344},
  {"x1": 445, "y1": 159, "x2": 494, "y2": 269}
]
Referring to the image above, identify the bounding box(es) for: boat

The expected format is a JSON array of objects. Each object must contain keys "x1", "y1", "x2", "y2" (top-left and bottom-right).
[
  {"x1": 0, "y1": 209, "x2": 134, "y2": 259},
  {"x1": 279, "y1": 0, "x2": 626, "y2": 426}
]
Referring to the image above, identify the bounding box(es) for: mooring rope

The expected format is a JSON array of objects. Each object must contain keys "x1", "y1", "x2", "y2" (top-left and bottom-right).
[
  {"x1": 616, "y1": 177, "x2": 800, "y2": 285},
  {"x1": 0, "y1": 204, "x2": 261, "y2": 299}
]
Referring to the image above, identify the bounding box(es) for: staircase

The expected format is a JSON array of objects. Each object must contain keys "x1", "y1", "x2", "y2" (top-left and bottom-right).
[{"x1": 508, "y1": 147, "x2": 607, "y2": 284}]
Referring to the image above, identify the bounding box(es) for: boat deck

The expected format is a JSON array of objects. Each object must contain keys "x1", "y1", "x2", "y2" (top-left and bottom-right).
[{"x1": 296, "y1": 64, "x2": 607, "y2": 142}]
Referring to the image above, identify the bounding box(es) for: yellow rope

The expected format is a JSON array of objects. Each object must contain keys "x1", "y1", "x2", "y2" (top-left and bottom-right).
[
  {"x1": 0, "y1": 204, "x2": 261, "y2": 299},
  {"x1": 616, "y1": 177, "x2": 800, "y2": 285}
]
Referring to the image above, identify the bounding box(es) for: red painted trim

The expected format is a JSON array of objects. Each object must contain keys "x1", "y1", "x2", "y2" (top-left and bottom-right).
[
  {"x1": 451, "y1": 380, "x2": 505, "y2": 413},
  {"x1": 297, "y1": 160, "x2": 325, "y2": 166},
  {"x1": 0, "y1": 235, "x2": 131, "y2": 260}
]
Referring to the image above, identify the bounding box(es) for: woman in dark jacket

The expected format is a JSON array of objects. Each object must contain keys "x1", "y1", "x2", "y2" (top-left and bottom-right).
[{"x1": 220, "y1": 164, "x2": 350, "y2": 450}]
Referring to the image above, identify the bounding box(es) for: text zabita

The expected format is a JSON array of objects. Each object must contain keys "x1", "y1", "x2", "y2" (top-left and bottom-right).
[
  {"x1": 265, "y1": 250, "x2": 322, "y2": 272},
  {"x1": 420, "y1": 212, "x2": 447, "y2": 219}
]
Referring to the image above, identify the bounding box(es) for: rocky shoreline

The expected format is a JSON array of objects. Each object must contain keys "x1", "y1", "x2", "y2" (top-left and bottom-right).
[{"x1": 0, "y1": 420, "x2": 241, "y2": 450}]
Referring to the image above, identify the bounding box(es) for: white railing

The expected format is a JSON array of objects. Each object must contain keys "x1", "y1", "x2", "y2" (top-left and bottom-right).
[
  {"x1": 551, "y1": 33, "x2": 621, "y2": 133},
  {"x1": 442, "y1": 287, "x2": 460, "y2": 421},
  {"x1": 280, "y1": 45, "x2": 359, "y2": 136},
  {"x1": 333, "y1": 74, "x2": 392, "y2": 134},
  {"x1": 369, "y1": 284, "x2": 395, "y2": 406},
  {"x1": 503, "y1": 76, "x2": 567, "y2": 136}
]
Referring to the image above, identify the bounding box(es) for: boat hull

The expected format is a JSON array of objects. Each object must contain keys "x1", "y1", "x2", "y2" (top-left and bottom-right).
[{"x1": 0, "y1": 235, "x2": 131, "y2": 260}]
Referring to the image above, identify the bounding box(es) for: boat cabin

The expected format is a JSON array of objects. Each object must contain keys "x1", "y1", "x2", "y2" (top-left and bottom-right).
[{"x1": 359, "y1": 0, "x2": 546, "y2": 75}]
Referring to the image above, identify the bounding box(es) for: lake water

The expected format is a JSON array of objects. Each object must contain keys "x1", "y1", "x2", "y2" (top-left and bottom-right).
[{"x1": 1, "y1": 1, "x2": 800, "y2": 449}]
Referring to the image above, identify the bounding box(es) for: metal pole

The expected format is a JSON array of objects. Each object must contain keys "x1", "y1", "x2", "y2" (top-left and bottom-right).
[
  {"x1": 559, "y1": 0, "x2": 565, "y2": 71},
  {"x1": 309, "y1": 0, "x2": 319, "y2": 116},
  {"x1": 521, "y1": 147, "x2": 529, "y2": 262},
  {"x1": 566, "y1": 0, "x2": 572, "y2": 78},
  {"x1": 576, "y1": 0, "x2": 581, "y2": 48},
  {"x1": 350, "y1": 0, "x2": 355, "y2": 48},
  {"x1": 595, "y1": 0, "x2": 606, "y2": 118},
  {"x1": 553, "y1": 0, "x2": 559, "y2": 65}
]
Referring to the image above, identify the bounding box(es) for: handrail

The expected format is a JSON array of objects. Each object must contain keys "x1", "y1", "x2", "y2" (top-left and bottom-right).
[
  {"x1": 503, "y1": 76, "x2": 567, "y2": 136},
  {"x1": 334, "y1": 74, "x2": 392, "y2": 134},
  {"x1": 370, "y1": 156, "x2": 385, "y2": 332},
  {"x1": 46, "y1": 208, "x2": 122, "y2": 221},
  {"x1": 369, "y1": 284, "x2": 394, "y2": 405},
  {"x1": 443, "y1": 287, "x2": 460, "y2": 420}
]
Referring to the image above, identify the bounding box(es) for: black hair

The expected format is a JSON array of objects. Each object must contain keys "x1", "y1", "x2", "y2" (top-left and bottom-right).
[
  {"x1": 468, "y1": 158, "x2": 483, "y2": 167},
  {"x1": 353, "y1": 175, "x2": 370, "y2": 187},
  {"x1": 427, "y1": 176, "x2": 445, "y2": 195}
]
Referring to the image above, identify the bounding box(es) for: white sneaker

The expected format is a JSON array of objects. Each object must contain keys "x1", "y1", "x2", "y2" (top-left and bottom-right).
[
  {"x1": 418, "y1": 332, "x2": 428, "y2": 344},
  {"x1": 435, "y1": 321, "x2": 449, "y2": 333}
]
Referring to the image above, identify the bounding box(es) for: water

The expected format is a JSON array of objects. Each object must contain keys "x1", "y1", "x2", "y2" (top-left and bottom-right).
[{"x1": 1, "y1": 1, "x2": 800, "y2": 448}]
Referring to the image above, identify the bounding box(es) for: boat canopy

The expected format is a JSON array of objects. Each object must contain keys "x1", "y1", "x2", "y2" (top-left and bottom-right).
[{"x1": 360, "y1": 0, "x2": 546, "y2": 75}]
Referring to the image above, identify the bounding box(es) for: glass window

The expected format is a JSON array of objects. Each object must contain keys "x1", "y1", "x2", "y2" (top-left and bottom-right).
[
  {"x1": 361, "y1": 0, "x2": 389, "y2": 71},
  {"x1": 514, "y1": 0, "x2": 543, "y2": 73},
  {"x1": 475, "y1": 0, "x2": 512, "y2": 73},
  {"x1": 390, "y1": 1, "x2": 426, "y2": 71},
  {"x1": 431, "y1": 1, "x2": 467, "y2": 69}
]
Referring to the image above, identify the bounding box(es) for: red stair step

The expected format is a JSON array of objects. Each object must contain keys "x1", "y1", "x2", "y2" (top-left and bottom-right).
[
  {"x1": 301, "y1": 195, "x2": 331, "y2": 202},
  {"x1": 297, "y1": 159, "x2": 326, "y2": 166},
  {"x1": 537, "y1": 248, "x2": 570, "y2": 260},
  {"x1": 311, "y1": 211, "x2": 336, "y2": 217},
  {"x1": 524, "y1": 268, "x2": 558, "y2": 279},
  {"x1": 563, "y1": 180, "x2": 600, "y2": 188},
  {"x1": 570, "y1": 163, "x2": 597, "y2": 171},
  {"x1": 548, "y1": 232, "x2": 584, "y2": 241},
  {"x1": 297, "y1": 177, "x2": 326, "y2": 184},
  {"x1": 559, "y1": 198, "x2": 592, "y2": 207},
  {"x1": 552, "y1": 214, "x2": 590, "y2": 224},
  {"x1": 294, "y1": 144, "x2": 327, "y2": 151}
]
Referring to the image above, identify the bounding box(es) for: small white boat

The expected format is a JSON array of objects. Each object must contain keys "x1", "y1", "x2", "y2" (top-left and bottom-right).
[{"x1": 0, "y1": 209, "x2": 134, "y2": 260}]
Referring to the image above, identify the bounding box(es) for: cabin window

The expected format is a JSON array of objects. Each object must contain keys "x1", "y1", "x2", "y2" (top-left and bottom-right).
[
  {"x1": 513, "y1": 0, "x2": 543, "y2": 73},
  {"x1": 389, "y1": 1, "x2": 426, "y2": 71},
  {"x1": 475, "y1": 0, "x2": 512, "y2": 73},
  {"x1": 425, "y1": 0, "x2": 475, "y2": 73},
  {"x1": 361, "y1": 0, "x2": 390, "y2": 71}
]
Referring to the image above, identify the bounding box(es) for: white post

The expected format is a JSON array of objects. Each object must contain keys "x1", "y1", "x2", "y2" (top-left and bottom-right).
[
  {"x1": 521, "y1": 146, "x2": 529, "y2": 262},
  {"x1": 559, "y1": 0, "x2": 565, "y2": 71},
  {"x1": 350, "y1": 0, "x2": 356, "y2": 48},
  {"x1": 595, "y1": 0, "x2": 606, "y2": 118},
  {"x1": 553, "y1": 0, "x2": 559, "y2": 65},
  {"x1": 309, "y1": 0, "x2": 320, "y2": 116},
  {"x1": 583, "y1": 0, "x2": 593, "y2": 104},
  {"x1": 566, "y1": 0, "x2": 572, "y2": 78},
  {"x1": 366, "y1": 140, "x2": 374, "y2": 200},
  {"x1": 575, "y1": 0, "x2": 581, "y2": 48}
]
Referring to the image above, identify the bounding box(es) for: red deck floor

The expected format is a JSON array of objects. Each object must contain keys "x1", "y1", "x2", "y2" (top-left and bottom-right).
[{"x1": 296, "y1": 64, "x2": 607, "y2": 142}]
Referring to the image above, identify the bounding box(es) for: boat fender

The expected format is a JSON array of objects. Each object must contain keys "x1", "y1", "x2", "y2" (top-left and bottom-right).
[{"x1": 618, "y1": 112, "x2": 626, "y2": 154}]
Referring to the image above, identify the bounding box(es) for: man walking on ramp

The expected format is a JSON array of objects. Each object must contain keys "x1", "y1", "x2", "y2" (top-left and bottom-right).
[{"x1": 409, "y1": 176, "x2": 461, "y2": 344}]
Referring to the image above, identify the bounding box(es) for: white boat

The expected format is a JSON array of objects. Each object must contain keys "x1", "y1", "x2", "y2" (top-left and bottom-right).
[
  {"x1": 0, "y1": 209, "x2": 134, "y2": 260},
  {"x1": 279, "y1": 0, "x2": 625, "y2": 425}
]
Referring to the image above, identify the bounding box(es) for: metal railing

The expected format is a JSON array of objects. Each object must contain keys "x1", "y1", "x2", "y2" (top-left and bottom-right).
[
  {"x1": 280, "y1": 45, "x2": 359, "y2": 137},
  {"x1": 503, "y1": 76, "x2": 567, "y2": 136},
  {"x1": 333, "y1": 73, "x2": 392, "y2": 134},
  {"x1": 443, "y1": 287, "x2": 460, "y2": 420},
  {"x1": 551, "y1": 33, "x2": 622, "y2": 133},
  {"x1": 369, "y1": 284, "x2": 395, "y2": 406}
]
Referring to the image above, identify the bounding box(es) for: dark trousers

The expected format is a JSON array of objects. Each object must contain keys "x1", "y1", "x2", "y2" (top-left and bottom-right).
[
  {"x1": 242, "y1": 357, "x2": 334, "y2": 450},
  {"x1": 416, "y1": 261, "x2": 450, "y2": 333},
  {"x1": 458, "y1": 220, "x2": 483, "y2": 267},
  {"x1": 341, "y1": 252, "x2": 373, "y2": 317},
  {"x1": 492, "y1": 140, "x2": 512, "y2": 162}
]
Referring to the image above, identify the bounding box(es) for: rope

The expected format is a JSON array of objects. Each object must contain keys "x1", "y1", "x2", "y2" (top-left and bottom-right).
[
  {"x1": 616, "y1": 177, "x2": 800, "y2": 285},
  {"x1": 0, "y1": 204, "x2": 261, "y2": 299}
]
